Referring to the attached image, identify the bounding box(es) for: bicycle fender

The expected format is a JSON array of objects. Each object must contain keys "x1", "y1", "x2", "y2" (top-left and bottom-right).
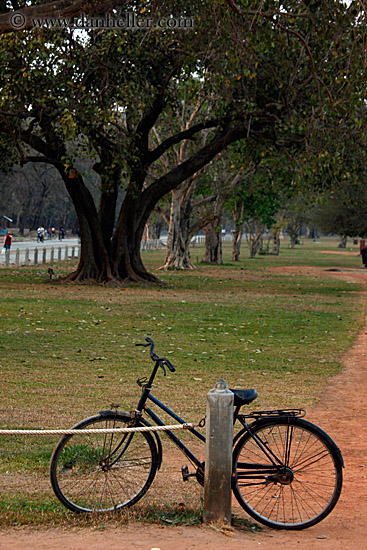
[
  {"x1": 233, "y1": 427, "x2": 247, "y2": 447},
  {"x1": 98, "y1": 409, "x2": 163, "y2": 470}
]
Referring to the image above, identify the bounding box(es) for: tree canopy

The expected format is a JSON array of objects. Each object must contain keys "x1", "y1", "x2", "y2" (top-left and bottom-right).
[{"x1": 0, "y1": 0, "x2": 366, "y2": 282}]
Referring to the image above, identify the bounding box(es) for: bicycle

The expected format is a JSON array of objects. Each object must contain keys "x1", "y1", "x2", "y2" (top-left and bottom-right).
[{"x1": 50, "y1": 337, "x2": 344, "y2": 530}]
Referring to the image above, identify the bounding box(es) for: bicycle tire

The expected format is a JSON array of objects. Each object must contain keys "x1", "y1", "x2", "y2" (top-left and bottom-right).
[
  {"x1": 50, "y1": 411, "x2": 158, "y2": 513},
  {"x1": 232, "y1": 416, "x2": 343, "y2": 529}
]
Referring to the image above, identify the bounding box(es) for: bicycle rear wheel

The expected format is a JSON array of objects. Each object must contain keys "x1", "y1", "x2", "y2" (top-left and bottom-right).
[
  {"x1": 232, "y1": 417, "x2": 343, "y2": 529},
  {"x1": 50, "y1": 412, "x2": 158, "y2": 513}
]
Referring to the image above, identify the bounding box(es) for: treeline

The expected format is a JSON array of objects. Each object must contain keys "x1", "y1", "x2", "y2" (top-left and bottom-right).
[{"x1": 1, "y1": 163, "x2": 79, "y2": 234}]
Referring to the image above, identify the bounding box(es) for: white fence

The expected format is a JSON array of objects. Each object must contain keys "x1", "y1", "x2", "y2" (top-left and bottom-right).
[
  {"x1": 140, "y1": 239, "x2": 164, "y2": 251},
  {"x1": 192, "y1": 234, "x2": 233, "y2": 245},
  {"x1": 1, "y1": 245, "x2": 80, "y2": 267}
]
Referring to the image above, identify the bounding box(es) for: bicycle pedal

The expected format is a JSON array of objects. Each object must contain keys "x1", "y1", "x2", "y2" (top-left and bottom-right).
[
  {"x1": 181, "y1": 465, "x2": 197, "y2": 481},
  {"x1": 181, "y1": 465, "x2": 190, "y2": 481}
]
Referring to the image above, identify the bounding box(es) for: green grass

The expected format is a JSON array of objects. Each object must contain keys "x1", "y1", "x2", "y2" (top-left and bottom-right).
[
  {"x1": 0, "y1": 496, "x2": 260, "y2": 530},
  {"x1": 0, "y1": 495, "x2": 71, "y2": 527},
  {"x1": 0, "y1": 236, "x2": 365, "y2": 527}
]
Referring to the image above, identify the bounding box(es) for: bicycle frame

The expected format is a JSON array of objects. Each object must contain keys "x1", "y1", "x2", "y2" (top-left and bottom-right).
[
  {"x1": 141, "y1": 392, "x2": 289, "y2": 483},
  {"x1": 122, "y1": 343, "x2": 304, "y2": 478},
  {"x1": 143, "y1": 392, "x2": 205, "y2": 471},
  {"x1": 135, "y1": 387, "x2": 284, "y2": 482},
  {"x1": 130, "y1": 357, "x2": 288, "y2": 477}
]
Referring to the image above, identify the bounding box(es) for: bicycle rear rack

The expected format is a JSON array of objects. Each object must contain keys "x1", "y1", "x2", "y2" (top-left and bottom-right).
[{"x1": 239, "y1": 408, "x2": 306, "y2": 421}]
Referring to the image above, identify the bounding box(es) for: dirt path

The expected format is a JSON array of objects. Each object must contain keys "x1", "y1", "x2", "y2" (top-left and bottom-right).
[{"x1": 1, "y1": 267, "x2": 366, "y2": 550}]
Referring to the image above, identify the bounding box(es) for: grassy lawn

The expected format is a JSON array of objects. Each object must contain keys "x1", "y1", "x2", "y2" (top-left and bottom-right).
[{"x1": 0, "y1": 236, "x2": 365, "y2": 526}]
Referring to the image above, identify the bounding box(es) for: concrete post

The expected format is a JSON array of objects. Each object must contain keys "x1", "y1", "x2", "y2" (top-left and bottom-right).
[
  {"x1": 203, "y1": 379, "x2": 234, "y2": 525},
  {"x1": 34, "y1": 248, "x2": 38, "y2": 265},
  {"x1": 5, "y1": 249, "x2": 10, "y2": 267},
  {"x1": 15, "y1": 249, "x2": 20, "y2": 267},
  {"x1": 58, "y1": 247, "x2": 62, "y2": 261},
  {"x1": 65, "y1": 246, "x2": 68, "y2": 260},
  {"x1": 42, "y1": 247, "x2": 47, "y2": 264},
  {"x1": 25, "y1": 249, "x2": 29, "y2": 264},
  {"x1": 50, "y1": 247, "x2": 54, "y2": 263}
]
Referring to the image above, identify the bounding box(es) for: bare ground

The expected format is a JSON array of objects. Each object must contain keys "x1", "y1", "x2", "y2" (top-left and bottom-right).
[{"x1": 1, "y1": 266, "x2": 367, "y2": 550}]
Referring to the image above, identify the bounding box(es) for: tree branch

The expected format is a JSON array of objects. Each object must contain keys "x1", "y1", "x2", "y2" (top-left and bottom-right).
[
  {"x1": 154, "y1": 204, "x2": 170, "y2": 226},
  {"x1": 19, "y1": 130, "x2": 63, "y2": 170},
  {"x1": 192, "y1": 194, "x2": 217, "y2": 210},
  {"x1": 23, "y1": 155, "x2": 54, "y2": 164},
  {"x1": 147, "y1": 118, "x2": 225, "y2": 165},
  {"x1": 224, "y1": 0, "x2": 312, "y2": 23},
  {"x1": 144, "y1": 122, "x2": 248, "y2": 210}
]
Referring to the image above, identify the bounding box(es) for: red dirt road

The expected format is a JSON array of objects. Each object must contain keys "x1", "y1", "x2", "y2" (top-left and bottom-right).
[{"x1": 1, "y1": 268, "x2": 366, "y2": 550}]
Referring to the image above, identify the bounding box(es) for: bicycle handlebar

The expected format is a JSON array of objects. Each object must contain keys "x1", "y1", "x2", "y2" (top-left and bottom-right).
[{"x1": 135, "y1": 337, "x2": 176, "y2": 373}]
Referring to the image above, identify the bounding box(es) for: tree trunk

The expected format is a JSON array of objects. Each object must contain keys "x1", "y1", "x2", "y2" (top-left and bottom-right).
[
  {"x1": 202, "y1": 222, "x2": 223, "y2": 264},
  {"x1": 111, "y1": 188, "x2": 161, "y2": 283},
  {"x1": 290, "y1": 234, "x2": 297, "y2": 248},
  {"x1": 61, "y1": 172, "x2": 114, "y2": 283},
  {"x1": 244, "y1": 219, "x2": 265, "y2": 258},
  {"x1": 249, "y1": 240, "x2": 259, "y2": 258},
  {"x1": 98, "y1": 180, "x2": 118, "y2": 253},
  {"x1": 258, "y1": 235, "x2": 263, "y2": 253},
  {"x1": 232, "y1": 227, "x2": 243, "y2": 261},
  {"x1": 59, "y1": 169, "x2": 159, "y2": 284},
  {"x1": 147, "y1": 219, "x2": 164, "y2": 240},
  {"x1": 288, "y1": 224, "x2": 301, "y2": 248},
  {"x1": 19, "y1": 214, "x2": 26, "y2": 236},
  {"x1": 272, "y1": 228, "x2": 280, "y2": 255},
  {"x1": 231, "y1": 202, "x2": 244, "y2": 261},
  {"x1": 162, "y1": 181, "x2": 196, "y2": 270},
  {"x1": 338, "y1": 235, "x2": 347, "y2": 248}
]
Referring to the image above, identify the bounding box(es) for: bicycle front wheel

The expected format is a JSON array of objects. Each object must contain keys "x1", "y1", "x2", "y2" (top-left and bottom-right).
[
  {"x1": 232, "y1": 417, "x2": 343, "y2": 529},
  {"x1": 50, "y1": 412, "x2": 158, "y2": 513}
]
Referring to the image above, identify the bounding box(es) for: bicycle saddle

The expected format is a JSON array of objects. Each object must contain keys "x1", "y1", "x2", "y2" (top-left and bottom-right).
[{"x1": 230, "y1": 388, "x2": 258, "y2": 406}]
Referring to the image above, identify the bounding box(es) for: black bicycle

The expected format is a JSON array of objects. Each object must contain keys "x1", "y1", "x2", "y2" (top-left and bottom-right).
[{"x1": 50, "y1": 338, "x2": 343, "y2": 530}]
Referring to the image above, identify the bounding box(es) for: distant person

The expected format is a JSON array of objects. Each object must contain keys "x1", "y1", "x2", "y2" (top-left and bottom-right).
[
  {"x1": 3, "y1": 231, "x2": 12, "y2": 250},
  {"x1": 51, "y1": 227, "x2": 56, "y2": 238},
  {"x1": 59, "y1": 226, "x2": 65, "y2": 240},
  {"x1": 37, "y1": 227, "x2": 44, "y2": 243},
  {"x1": 47, "y1": 228, "x2": 52, "y2": 239},
  {"x1": 39, "y1": 226, "x2": 45, "y2": 243}
]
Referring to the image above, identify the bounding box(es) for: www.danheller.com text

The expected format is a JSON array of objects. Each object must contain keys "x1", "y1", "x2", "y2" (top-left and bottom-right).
[{"x1": 28, "y1": 11, "x2": 195, "y2": 30}]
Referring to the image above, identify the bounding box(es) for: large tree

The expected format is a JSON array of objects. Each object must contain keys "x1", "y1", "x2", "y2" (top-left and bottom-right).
[{"x1": 0, "y1": 0, "x2": 366, "y2": 282}]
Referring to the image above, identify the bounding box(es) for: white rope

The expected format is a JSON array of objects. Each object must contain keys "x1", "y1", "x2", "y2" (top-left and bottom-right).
[{"x1": 0, "y1": 423, "x2": 194, "y2": 436}]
